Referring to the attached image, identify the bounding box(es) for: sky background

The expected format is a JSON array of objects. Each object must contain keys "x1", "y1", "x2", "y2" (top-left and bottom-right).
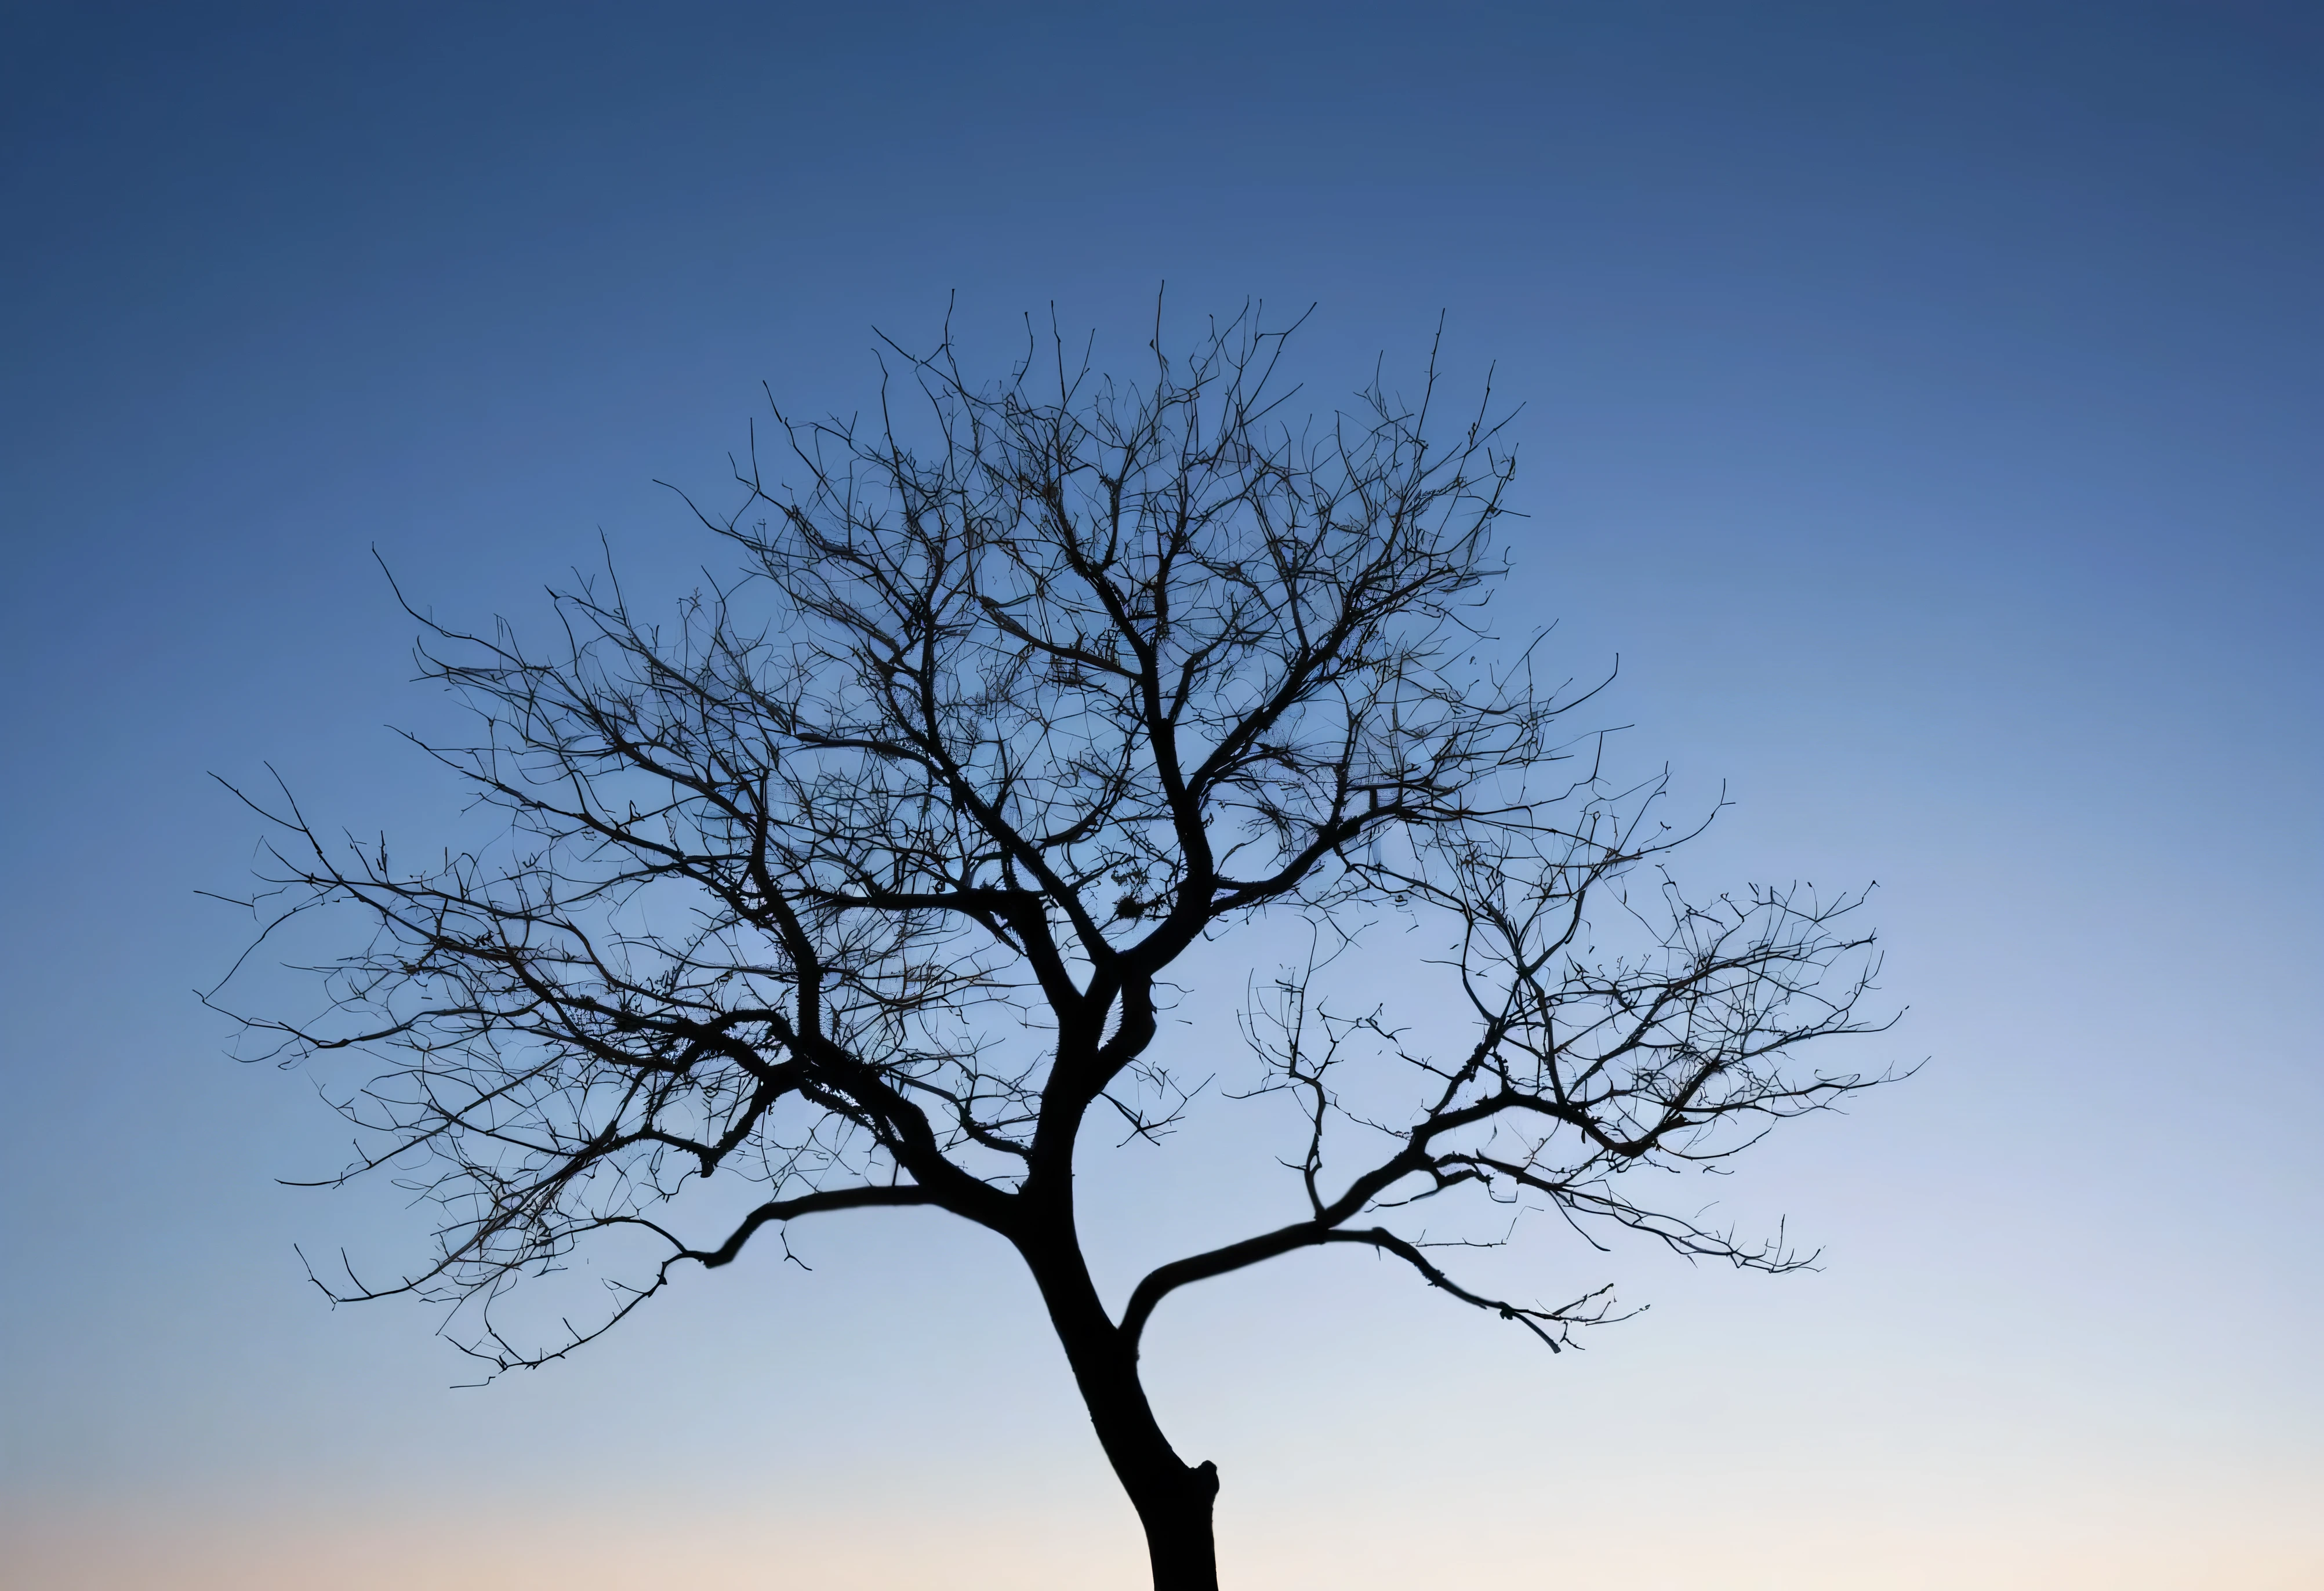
[{"x1": 2, "y1": 3, "x2": 2318, "y2": 1588}]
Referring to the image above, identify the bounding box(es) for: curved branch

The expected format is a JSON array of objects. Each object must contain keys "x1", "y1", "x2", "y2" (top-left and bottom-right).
[
  {"x1": 1317, "y1": 1227, "x2": 1622, "y2": 1352},
  {"x1": 677, "y1": 1183, "x2": 942, "y2": 1269}
]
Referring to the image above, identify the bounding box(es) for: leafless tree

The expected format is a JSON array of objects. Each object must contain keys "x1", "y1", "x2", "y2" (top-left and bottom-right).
[{"x1": 215, "y1": 303, "x2": 1892, "y2": 1591}]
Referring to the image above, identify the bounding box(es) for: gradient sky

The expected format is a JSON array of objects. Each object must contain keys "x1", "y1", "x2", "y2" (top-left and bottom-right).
[{"x1": 2, "y1": 5, "x2": 2318, "y2": 1588}]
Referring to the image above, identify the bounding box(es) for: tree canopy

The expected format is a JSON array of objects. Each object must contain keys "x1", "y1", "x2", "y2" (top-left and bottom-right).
[{"x1": 218, "y1": 304, "x2": 1893, "y2": 1591}]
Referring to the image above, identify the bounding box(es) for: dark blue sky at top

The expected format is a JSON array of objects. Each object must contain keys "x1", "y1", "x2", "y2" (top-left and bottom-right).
[{"x1": 1, "y1": 4, "x2": 2317, "y2": 1585}]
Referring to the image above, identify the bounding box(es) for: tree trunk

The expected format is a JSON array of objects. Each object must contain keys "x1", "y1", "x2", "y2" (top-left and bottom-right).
[
  {"x1": 1018, "y1": 1221, "x2": 1221, "y2": 1591},
  {"x1": 1126, "y1": 1455, "x2": 1221, "y2": 1591}
]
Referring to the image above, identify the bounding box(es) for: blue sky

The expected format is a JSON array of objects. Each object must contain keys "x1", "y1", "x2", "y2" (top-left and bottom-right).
[{"x1": 2, "y1": 5, "x2": 2317, "y2": 1587}]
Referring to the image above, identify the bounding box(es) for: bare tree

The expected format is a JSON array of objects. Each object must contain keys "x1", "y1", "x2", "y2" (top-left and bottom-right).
[{"x1": 215, "y1": 304, "x2": 1891, "y2": 1591}]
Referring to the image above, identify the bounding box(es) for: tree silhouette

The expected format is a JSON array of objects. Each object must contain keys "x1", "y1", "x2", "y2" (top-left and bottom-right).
[{"x1": 216, "y1": 304, "x2": 1891, "y2": 1591}]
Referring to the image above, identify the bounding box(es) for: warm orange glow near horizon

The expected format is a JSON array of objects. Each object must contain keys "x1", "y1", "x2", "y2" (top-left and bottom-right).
[{"x1": 9, "y1": 1479, "x2": 2321, "y2": 1591}]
